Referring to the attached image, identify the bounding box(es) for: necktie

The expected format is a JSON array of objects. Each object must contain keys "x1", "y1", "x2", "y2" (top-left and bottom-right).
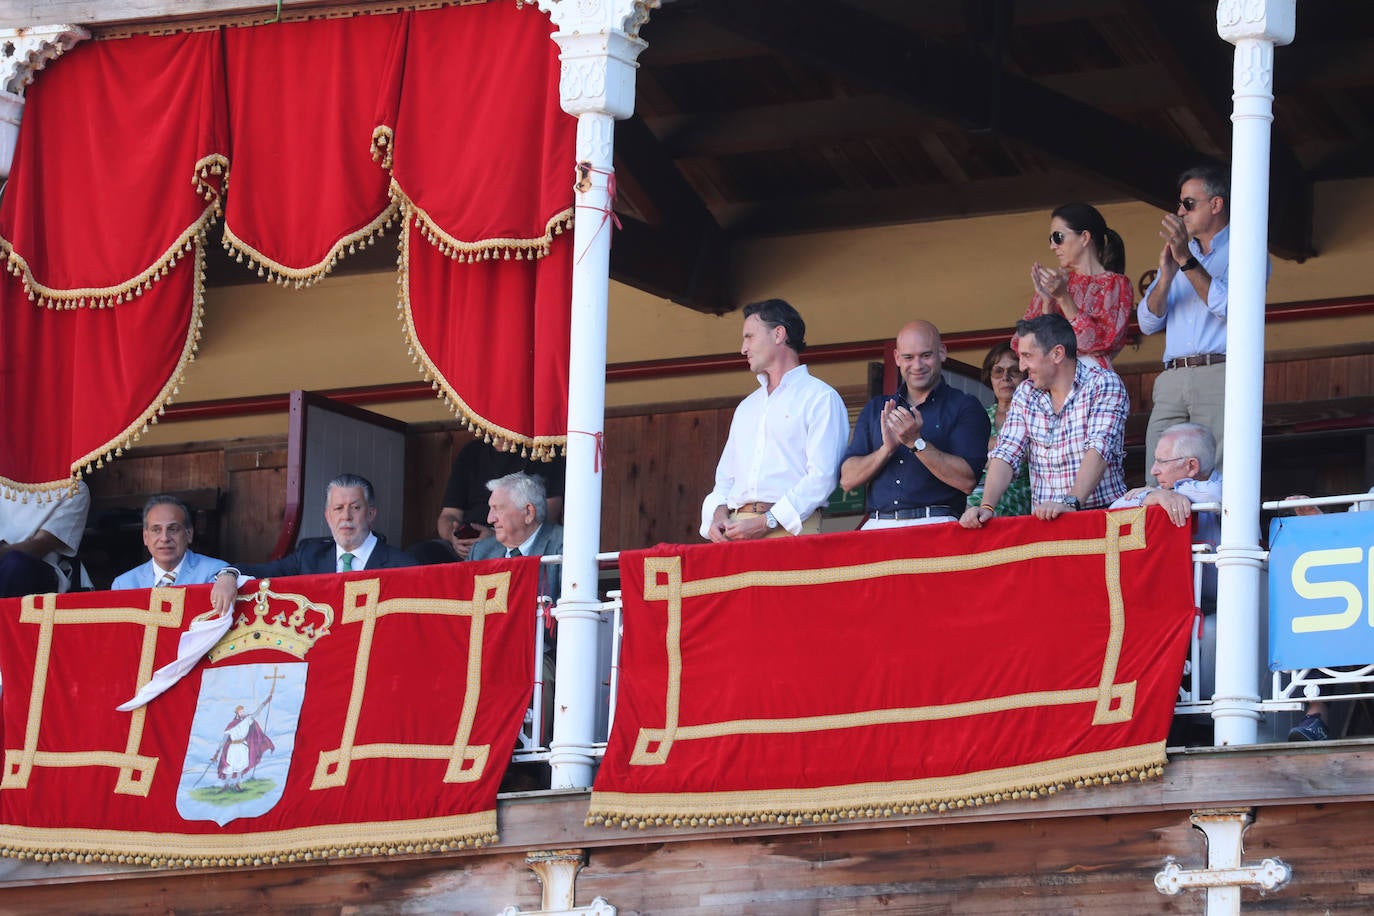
[
  {"x1": 155, "y1": 570, "x2": 177, "y2": 587},
  {"x1": 507, "y1": 547, "x2": 521, "y2": 558},
  {"x1": 341, "y1": 552, "x2": 355, "y2": 572}
]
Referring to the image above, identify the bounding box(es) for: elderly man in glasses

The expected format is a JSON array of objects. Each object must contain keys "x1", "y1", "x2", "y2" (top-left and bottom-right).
[{"x1": 1137, "y1": 164, "x2": 1270, "y2": 481}]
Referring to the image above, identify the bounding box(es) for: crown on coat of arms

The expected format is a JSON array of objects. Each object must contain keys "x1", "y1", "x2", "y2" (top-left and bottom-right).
[{"x1": 208, "y1": 578, "x2": 334, "y2": 662}]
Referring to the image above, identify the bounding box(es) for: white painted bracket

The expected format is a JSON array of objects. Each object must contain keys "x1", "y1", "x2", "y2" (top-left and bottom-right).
[
  {"x1": 500, "y1": 848, "x2": 616, "y2": 916},
  {"x1": 1154, "y1": 809, "x2": 1291, "y2": 913},
  {"x1": 0, "y1": 24, "x2": 87, "y2": 178}
]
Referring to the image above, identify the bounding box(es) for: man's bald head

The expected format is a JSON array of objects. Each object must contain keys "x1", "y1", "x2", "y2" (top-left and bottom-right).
[{"x1": 894, "y1": 321, "x2": 947, "y2": 400}]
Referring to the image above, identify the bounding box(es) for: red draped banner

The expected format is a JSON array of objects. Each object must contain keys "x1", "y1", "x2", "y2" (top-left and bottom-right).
[
  {"x1": 0, "y1": 562, "x2": 536, "y2": 865},
  {"x1": 590, "y1": 507, "x2": 1195, "y2": 827},
  {"x1": 0, "y1": 1, "x2": 576, "y2": 492}
]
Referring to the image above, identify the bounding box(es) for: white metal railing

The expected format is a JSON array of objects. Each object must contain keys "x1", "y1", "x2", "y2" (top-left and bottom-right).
[
  {"x1": 510, "y1": 556, "x2": 622, "y2": 765},
  {"x1": 510, "y1": 496, "x2": 1374, "y2": 769}
]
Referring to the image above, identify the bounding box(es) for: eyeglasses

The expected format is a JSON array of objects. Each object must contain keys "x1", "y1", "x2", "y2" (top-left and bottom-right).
[
  {"x1": 1152, "y1": 456, "x2": 1190, "y2": 467},
  {"x1": 146, "y1": 524, "x2": 187, "y2": 536},
  {"x1": 990, "y1": 367, "x2": 1023, "y2": 380},
  {"x1": 1048, "y1": 230, "x2": 1067, "y2": 245},
  {"x1": 1178, "y1": 196, "x2": 1217, "y2": 212}
]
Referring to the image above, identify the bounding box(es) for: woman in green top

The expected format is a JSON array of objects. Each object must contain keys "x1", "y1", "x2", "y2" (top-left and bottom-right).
[{"x1": 968, "y1": 342, "x2": 1033, "y2": 516}]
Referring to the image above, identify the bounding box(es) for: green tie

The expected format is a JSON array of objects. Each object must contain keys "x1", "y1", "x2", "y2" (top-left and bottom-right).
[
  {"x1": 507, "y1": 547, "x2": 521, "y2": 558},
  {"x1": 341, "y1": 552, "x2": 355, "y2": 571}
]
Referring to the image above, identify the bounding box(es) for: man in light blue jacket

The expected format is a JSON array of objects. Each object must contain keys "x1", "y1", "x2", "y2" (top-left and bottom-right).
[{"x1": 111, "y1": 495, "x2": 228, "y2": 590}]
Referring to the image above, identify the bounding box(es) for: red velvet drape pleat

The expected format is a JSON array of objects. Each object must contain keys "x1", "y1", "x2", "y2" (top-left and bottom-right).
[{"x1": 0, "y1": 2, "x2": 576, "y2": 492}]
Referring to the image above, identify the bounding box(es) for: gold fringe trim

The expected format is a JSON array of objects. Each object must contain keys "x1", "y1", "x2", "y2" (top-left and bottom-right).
[
  {"x1": 0, "y1": 810, "x2": 497, "y2": 869},
  {"x1": 221, "y1": 200, "x2": 399, "y2": 289},
  {"x1": 0, "y1": 154, "x2": 227, "y2": 311},
  {"x1": 395, "y1": 220, "x2": 565, "y2": 460},
  {"x1": 0, "y1": 225, "x2": 211, "y2": 501},
  {"x1": 390, "y1": 180, "x2": 573, "y2": 264},
  {"x1": 585, "y1": 744, "x2": 1168, "y2": 830}
]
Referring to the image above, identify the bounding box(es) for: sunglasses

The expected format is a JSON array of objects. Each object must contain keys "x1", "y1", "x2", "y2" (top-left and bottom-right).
[
  {"x1": 1178, "y1": 197, "x2": 1212, "y2": 212},
  {"x1": 1048, "y1": 230, "x2": 1070, "y2": 245}
]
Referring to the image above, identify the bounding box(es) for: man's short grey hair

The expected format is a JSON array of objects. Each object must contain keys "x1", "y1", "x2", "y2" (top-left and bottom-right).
[
  {"x1": 142, "y1": 494, "x2": 192, "y2": 529},
  {"x1": 1178, "y1": 164, "x2": 1229, "y2": 209},
  {"x1": 326, "y1": 473, "x2": 375, "y2": 507},
  {"x1": 487, "y1": 471, "x2": 547, "y2": 525},
  {"x1": 1162, "y1": 423, "x2": 1216, "y2": 477}
]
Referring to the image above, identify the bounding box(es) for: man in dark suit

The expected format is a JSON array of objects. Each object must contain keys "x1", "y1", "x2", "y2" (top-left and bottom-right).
[
  {"x1": 209, "y1": 473, "x2": 414, "y2": 614},
  {"x1": 468, "y1": 471, "x2": 564, "y2": 600}
]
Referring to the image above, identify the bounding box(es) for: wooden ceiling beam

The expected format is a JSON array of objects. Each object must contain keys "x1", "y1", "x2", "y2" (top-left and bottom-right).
[
  {"x1": 611, "y1": 114, "x2": 734, "y2": 314},
  {"x1": 722, "y1": 170, "x2": 1124, "y2": 237},
  {"x1": 697, "y1": 0, "x2": 1315, "y2": 259}
]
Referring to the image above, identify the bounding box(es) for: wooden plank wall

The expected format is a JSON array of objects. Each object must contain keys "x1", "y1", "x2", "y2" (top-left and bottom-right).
[
  {"x1": 79, "y1": 345, "x2": 1374, "y2": 585},
  {"x1": 5, "y1": 800, "x2": 1374, "y2": 913}
]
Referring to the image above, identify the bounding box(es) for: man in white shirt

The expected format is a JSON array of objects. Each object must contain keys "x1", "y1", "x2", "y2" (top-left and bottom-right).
[
  {"x1": 701, "y1": 299, "x2": 849, "y2": 540},
  {"x1": 0, "y1": 481, "x2": 90, "y2": 596}
]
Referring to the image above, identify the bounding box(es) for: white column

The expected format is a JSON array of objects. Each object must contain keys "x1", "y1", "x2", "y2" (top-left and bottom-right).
[
  {"x1": 1211, "y1": 0, "x2": 1295, "y2": 747},
  {"x1": 0, "y1": 25, "x2": 89, "y2": 178},
  {"x1": 535, "y1": 0, "x2": 656, "y2": 790}
]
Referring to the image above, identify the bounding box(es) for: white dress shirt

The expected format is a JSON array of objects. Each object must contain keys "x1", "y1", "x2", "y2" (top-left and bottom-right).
[
  {"x1": 337, "y1": 531, "x2": 378, "y2": 572},
  {"x1": 700, "y1": 365, "x2": 849, "y2": 536}
]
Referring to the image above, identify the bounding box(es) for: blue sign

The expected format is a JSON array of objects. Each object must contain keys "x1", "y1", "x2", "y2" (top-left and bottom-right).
[{"x1": 1269, "y1": 511, "x2": 1374, "y2": 671}]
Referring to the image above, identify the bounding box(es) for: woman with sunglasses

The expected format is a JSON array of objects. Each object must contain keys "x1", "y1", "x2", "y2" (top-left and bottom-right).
[
  {"x1": 1020, "y1": 202, "x2": 1132, "y2": 370},
  {"x1": 967, "y1": 342, "x2": 1032, "y2": 516}
]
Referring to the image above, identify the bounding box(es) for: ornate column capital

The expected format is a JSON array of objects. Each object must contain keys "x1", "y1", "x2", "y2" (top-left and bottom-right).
[
  {"x1": 1216, "y1": 0, "x2": 1295, "y2": 47},
  {"x1": 531, "y1": 0, "x2": 659, "y2": 119},
  {"x1": 0, "y1": 25, "x2": 90, "y2": 95}
]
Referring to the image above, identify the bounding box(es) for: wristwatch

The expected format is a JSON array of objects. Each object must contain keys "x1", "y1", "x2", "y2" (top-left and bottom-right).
[
  {"x1": 1058, "y1": 495, "x2": 1082, "y2": 510},
  {"x1": 764, "y1": 510, "x2": 779, "y2": 530},
  {"x1": 911, "y1": 438, "x2": 927, "y2": 452},
  {"x1": 1180, "y1": 255, "x2": 1199, "y2": 272}
]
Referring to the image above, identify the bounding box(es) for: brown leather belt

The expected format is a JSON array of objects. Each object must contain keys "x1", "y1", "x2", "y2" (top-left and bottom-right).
[
  {"x1": 1166, "y1": 353, "x2": 1225, "y2": 370},
  {"x1": 735, "y1": 501, "x2": 774, "y2": 514}
]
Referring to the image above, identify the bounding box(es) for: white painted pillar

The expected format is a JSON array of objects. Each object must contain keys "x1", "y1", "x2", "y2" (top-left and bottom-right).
[
  {"x1": 1211, "y1": 0, "x2": 1295, "y2": 747},
  {"x1": 0, "y1": 25, "x2": 89, "y2": 178},
  {"x1": 536, "y1": 0, "x2": 655, "y2": 790}
]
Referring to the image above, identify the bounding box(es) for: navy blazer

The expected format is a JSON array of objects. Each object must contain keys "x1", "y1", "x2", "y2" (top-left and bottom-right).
[{"x1": 242, "y1": 535, "x2": 417, "y2": 579}]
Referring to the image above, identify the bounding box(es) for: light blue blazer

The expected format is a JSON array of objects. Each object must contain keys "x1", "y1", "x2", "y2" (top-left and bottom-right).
[{"x1": 111, "y1": 549, "x2": 230, "y2": 591}]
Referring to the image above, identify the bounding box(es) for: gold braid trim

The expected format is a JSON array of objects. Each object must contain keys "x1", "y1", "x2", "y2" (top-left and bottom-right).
[
  {"x1": 395, "y1": 221, "x2": 565, "y2": 460},
  {"x1": 221, "y1": 200, "x2": 399, "y2": 289},
  {"x1": 0, "y1": 154, "x2": 227, "y2": 311},
  {"x1": 92, "y1": 1, "x2": 490, "y2": 40},
  {"x1": 391, "y1": 180, "x2": 574, "y2": 264},
  {"x1": 0, "y1": 227, "x2": 211, "y2": 501},
  {"x1": 585, "y1": 743, "x2": 1168, "y2": 830},
  {"x1": 0, "y1": 810, "x2": 497, "y2": 869}
]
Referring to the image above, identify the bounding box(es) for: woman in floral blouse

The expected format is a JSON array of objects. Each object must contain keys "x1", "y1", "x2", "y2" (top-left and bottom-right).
[{"x1": 1020, "y1": 202, "x2": 1133, "y2": 370}]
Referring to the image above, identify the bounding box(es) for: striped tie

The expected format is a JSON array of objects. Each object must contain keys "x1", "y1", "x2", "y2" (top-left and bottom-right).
[
  {"x1": 155, "y1": 570, "x2": 177, "y2": 588},
  {"x1": 341, "y1": 552, "x2": 355, "y2": 572}
]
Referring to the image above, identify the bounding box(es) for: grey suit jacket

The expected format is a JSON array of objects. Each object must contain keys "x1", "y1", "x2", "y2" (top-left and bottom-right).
[
  {"x1": 468, "y1": 523, "x2": 564, "y2": 600},
  {"x1": 111, "y1": 549, "x2": 230, "y2": 590}
]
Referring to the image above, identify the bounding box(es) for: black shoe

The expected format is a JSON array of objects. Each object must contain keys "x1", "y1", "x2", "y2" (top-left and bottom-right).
[{"x1": 1288, "y1": 713, "x2": 1332, "y2": 741}]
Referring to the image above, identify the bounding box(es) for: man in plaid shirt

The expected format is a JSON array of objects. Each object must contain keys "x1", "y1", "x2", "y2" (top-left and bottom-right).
[{"x1": 960, "y1": 314, "x2": 1128, "y2": 527}]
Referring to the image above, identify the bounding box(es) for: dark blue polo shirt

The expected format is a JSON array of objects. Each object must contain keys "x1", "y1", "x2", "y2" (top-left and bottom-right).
[{"x1": 842, "y1": 377, "x2": 991, "y2": 512}]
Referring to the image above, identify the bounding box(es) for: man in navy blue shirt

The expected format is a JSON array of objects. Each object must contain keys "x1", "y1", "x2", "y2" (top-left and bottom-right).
[{"x1": 840, "y1": 321, "x2": 991, "y2": 529}]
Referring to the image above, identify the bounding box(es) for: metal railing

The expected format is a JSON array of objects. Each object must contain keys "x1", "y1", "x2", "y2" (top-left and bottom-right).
[{"x1": 507, "y1": 497, "x2": 1374, "y2": 767}]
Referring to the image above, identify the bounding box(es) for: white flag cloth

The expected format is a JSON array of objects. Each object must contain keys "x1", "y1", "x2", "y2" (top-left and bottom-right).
[{"x1": 116, "y1": 611, "x2": 233, "y2": 712}]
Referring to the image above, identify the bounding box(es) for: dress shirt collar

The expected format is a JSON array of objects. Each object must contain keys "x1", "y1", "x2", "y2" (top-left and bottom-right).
[
  {"x1": 153, "y1": 556, "x2": 186, "y2": 581},
  {"x1": 756, "y1": 363, "x2": 812, "y2": 392},
  {"x1": 337, "y1": 531, "x2": 378, "y2": 572},
  {"x1": 1192, "y1": 222, "x2": 1229, "y2": 258},
  {"x1": 512, "y1": 524, "x2": 543, "y2": 558}
]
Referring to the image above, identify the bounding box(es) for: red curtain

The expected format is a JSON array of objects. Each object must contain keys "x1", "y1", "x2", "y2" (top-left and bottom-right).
[
  {"x1": 591, "y1": 508, "x2": 1196, "y2": 827},
  {"x1": 221, "y1": 14, "x2": 405, "y2": 282},
  {"x1": 0, "y1": 32, "x2": 225, "y2": 302},
  {"x1": 0, "y1": 2, "x2": 576, "y2": 492},
  {"x1": 389, "y1": 1, "x2": 576, "y2": 453},
  {"x1": 0, "y1": 562, "x2": 536, "y2": 864}
]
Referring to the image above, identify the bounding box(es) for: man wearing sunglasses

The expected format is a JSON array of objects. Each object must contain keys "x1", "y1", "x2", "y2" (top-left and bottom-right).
[{"x1": 1137, "y1": 164, "x2": 1268, "y2": 481}]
